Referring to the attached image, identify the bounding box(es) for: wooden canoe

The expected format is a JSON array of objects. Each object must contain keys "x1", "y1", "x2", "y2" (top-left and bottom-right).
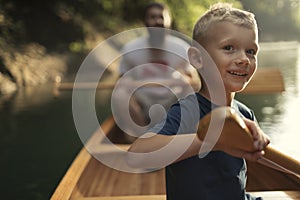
[{"x1": 51, "y1": 115, "x2": 300, "y2": 200}]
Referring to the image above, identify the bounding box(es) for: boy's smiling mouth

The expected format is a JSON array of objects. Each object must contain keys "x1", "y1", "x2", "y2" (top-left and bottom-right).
[{"x1": 228, "y1": 71, "x2": 248, "y2": 77}]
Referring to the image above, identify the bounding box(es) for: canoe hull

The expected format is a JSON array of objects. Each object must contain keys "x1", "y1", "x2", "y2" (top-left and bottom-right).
[{"x1": 51, "y1": 116, "x2": 300, "y2": 200}]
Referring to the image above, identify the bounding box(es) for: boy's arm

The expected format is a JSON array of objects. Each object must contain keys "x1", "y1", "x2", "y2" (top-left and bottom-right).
[
  {"x1": 127, "y1": 121, "x2": 269, "y2": 169},
  {"x1": 127, "y1": 132, "x2": 202, "y2": 169},
  {"x1": 210, "y1": 118, "x2": 270, "y2": 162}
]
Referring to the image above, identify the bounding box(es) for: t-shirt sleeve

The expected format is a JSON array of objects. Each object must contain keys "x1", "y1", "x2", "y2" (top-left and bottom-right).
[
  {"x1": 235, "y1": 100, "x2": 257, "y2": 121},
  {"x1": 148, "y1": 103, "x2": 182, "y2": 135},
  {"x1": 148, "y1": 95, "x2": 200, "y2": 135}
]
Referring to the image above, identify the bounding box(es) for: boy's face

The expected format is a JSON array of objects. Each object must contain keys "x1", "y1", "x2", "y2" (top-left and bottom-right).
[{"x1": 203, "y1": 21, "x2": 259, "y2": 93}]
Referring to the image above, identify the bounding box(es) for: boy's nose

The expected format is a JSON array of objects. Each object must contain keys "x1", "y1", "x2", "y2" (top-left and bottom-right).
[{"x1": 235, "y1": 51, "x2": 250, "y2": 66}]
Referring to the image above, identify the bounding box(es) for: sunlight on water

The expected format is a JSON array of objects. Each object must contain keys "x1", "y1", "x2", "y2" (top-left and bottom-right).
[
  {"x1": 272, "y1": 94, "x2": 300, "y2": 160},
  {"x1": 237, "y1": 42, "x2": 300, "y2": 161},
  {"x1": 255, "y1": 42, "x2": 300, "y2": 161},
  {"x1": 267, "y1": 43, "x2": 300, "y2": 161}
]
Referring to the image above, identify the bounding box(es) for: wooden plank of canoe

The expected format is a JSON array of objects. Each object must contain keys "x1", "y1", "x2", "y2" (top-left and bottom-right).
[
  {"x1": 242, "y1": 68, "x2": 285, "y2": 94},
  {"x1": 59, "y1": 144, "x2": 300, "y2": 199},
  {"x1": 51, "y1": 118, "x2": 166, "y2": 200},
  {"x1": 50, "y1": 146, "x2": 92, "y2": 200},
  {"x1": 51, "y1": 115, "x2": 300, "y2": 200},
  {"x1": 53, "y1": 141, "x2": 300, "y2": 199},
  {"x1": 69, "y1": 155, "x2": 165, "y2": 198},
  {"x1": 71, "y1": 190, "x2": 300, "y2": 200}
]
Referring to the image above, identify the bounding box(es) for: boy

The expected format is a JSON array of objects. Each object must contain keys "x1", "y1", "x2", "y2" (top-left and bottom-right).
[{"x1": 128, "y1": 3, "x2": 270, "y2": 200}]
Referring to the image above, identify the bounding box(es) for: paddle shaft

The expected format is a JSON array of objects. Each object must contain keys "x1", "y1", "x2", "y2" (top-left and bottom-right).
[
  {"x1": 197, "y1": 107, "x2": 300, "y2": 179},
  {"x1": 260, "y1": 145, "x2": 300, "y2": 179},
  {"x1": 53, "y1": 81, "x2": 178, "y2": 97},
  {"x1": 52, "y1": 79, "x2": 198, "y2": 97}
]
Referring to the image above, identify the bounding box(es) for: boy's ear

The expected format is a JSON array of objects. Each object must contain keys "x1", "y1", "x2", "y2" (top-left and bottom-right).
[{"x1": 188, "y1": 47, "x2": 202, "y2": 70}]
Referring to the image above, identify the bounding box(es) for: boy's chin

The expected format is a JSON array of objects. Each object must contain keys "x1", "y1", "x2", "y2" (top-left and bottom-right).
[{"x1": 229, "y1": 85, "x2": 247, "y2": 93}]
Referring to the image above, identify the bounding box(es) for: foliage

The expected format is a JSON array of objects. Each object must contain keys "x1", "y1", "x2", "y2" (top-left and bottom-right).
[
  {"x1": 164, "y1": 0, "x2": 242, "y2": 36},
  {"x1": 0, "y1": 0, "x2": 299, "y2": 53}
]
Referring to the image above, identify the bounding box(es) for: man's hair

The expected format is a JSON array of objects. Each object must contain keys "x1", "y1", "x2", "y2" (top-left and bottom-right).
[
  {"x1": 143, "y1": 2, "x2": 171, "y2": 28},
  {"x1": 192, "y1": 3, "x2": 257, "y2": 46},
  {"x1": 143, "y1": 2, "x2": 165, "y2": 19}
]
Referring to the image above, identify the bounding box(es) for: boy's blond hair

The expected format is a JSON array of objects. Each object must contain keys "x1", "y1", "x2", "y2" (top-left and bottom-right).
[{"x1": 193, "y1": 3, "x2": 258, "y2": 46}]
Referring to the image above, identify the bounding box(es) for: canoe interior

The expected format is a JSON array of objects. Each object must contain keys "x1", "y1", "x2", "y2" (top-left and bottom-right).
[
  {"x1": 70, "y1": 154, "x2": 166, "y2": 198},
  {"x1": 51, "y1": 116, "x2": 300, "y2": 200},
  {"x1": 106, "y1": 118, "x2": 300, "y2": 192}
]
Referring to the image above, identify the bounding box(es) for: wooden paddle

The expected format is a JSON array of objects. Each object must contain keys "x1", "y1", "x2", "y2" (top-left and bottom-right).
[
  {"x1": 52, "y1": 76, "x2": 117, "y2": 97},
  {"x1": 197, "y1": 107, "x2": 300, "y2": 179},
  {"x1": 52, "y1": 76, "x2": 199, "y2": 97}
]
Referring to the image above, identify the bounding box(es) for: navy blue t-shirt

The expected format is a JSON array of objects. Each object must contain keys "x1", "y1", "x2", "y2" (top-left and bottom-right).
[{"x1": 149, "y1": 93, "x2": 262, "y2": 200}]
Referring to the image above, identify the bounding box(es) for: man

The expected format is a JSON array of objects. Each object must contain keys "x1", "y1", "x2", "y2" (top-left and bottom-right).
[{"x1": 112, "y1": 2, "x2": 200, "y2": 141}]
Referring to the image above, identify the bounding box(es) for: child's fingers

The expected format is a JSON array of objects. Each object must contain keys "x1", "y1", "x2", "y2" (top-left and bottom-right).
[
  {"x1": 242, "y1": 118, "x2": 270, "y2": 150},
  {"x1": 254, "y1": 128, "x2": 270, "y2": 150},
  {"x1": 242, "y1": 150, "x2": 265, "y2": 162},
  {"x1": 223, "y1": 146, "x2": 265, "y2": 162},
  {"x1": 254, "y1": 135, "x2": 270, "y2": 150},
  {"x1": 243, "y1": 118, "x2": 259, "y2": 139}
]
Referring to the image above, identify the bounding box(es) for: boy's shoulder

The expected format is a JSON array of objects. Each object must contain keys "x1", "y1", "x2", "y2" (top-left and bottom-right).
[{"x1": 233, "y1": 99, "x2": 255, "y2": 120}]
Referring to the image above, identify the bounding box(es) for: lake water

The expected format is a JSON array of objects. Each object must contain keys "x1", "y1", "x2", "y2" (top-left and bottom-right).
[
  {"x1": 237, "y1": 41, "x2": 300, "y2": 161},
  {"x1": 0, "y1": 41, "x2": 299, "y2": 199},
  {"x1": 0, "y1": 84, "x2": 112, "y2": 199}
]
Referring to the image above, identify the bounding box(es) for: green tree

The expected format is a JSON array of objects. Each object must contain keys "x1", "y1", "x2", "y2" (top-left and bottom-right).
[
  {"x1": 1, "y1": 0, "x2": 299, "y2": 53},
  {"x1": 164, "y1": 0, "x2": 241, "y2": 36}
]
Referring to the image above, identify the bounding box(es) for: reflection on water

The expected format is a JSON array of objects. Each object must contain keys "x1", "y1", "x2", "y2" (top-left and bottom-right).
[
  {"x1": 0, "y1": 83, "x2": 112, "y2": 199},
  {"x1": 237, "y1": 41, "x2": 300, "y2": 160}
]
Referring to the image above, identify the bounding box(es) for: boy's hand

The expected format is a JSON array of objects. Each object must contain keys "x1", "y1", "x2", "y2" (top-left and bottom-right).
[
  {"x1": 215, "y1": 118, "x2": 270, "y2": 162},
  {"x1": 243, "y1": 118, "x2": 270, "y2": 151},
  {"x1": 237, "y1": 118, "x2": 270, "y2": 161}
]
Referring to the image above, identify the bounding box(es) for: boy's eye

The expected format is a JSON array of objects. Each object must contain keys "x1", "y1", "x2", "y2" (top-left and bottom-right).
[
  {"x1": 246, "y1": 49, "x2": 256, "y2": 55},
  {"x1": 223, "y1": 45, "x2": 234, "y2": 51}
]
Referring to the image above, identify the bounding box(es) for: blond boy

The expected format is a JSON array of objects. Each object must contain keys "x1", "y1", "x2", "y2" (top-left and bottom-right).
[{"x1": 128, "y1": 3, "x2": 269, "y2": 200}]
